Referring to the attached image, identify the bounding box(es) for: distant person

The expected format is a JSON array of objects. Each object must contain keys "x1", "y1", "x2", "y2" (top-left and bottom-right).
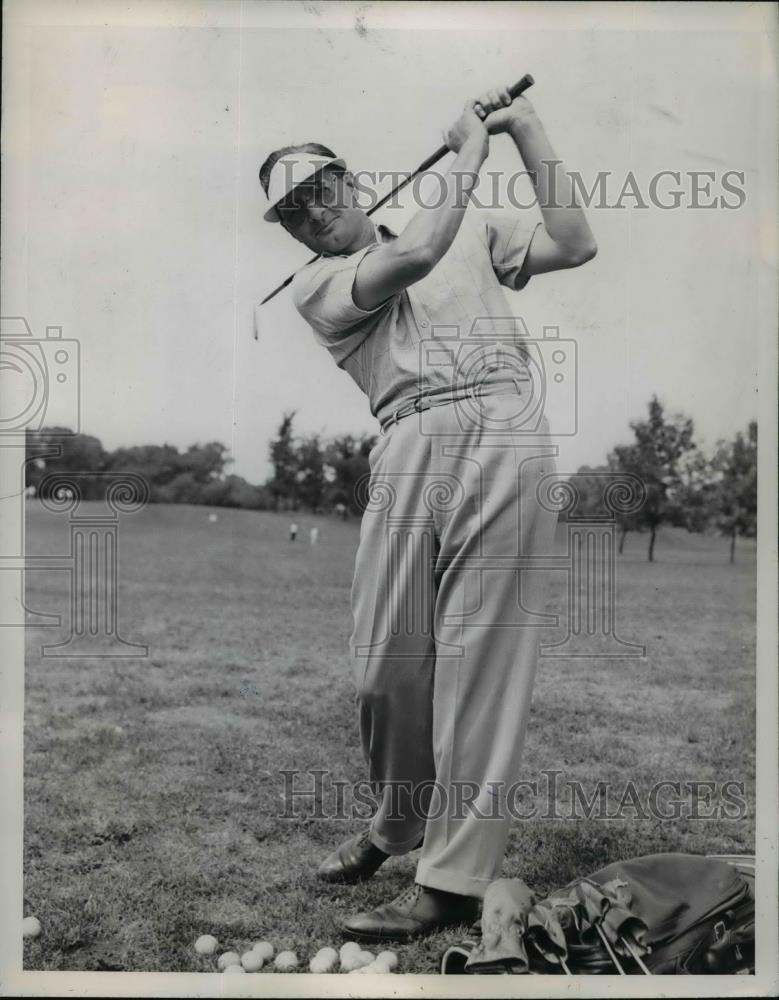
[
  {"x1": 289, "y1": 522, "x2": 298, "y2": 542},
  {"x1": 309, "y1": 527, "x2": 319, "y2": 546},
  {"x1": 261, "y1": 83, "x2": 595, "y2": 941},
  {"x1": 335, "y1": 502, "x2": 348, "y2": 521}
]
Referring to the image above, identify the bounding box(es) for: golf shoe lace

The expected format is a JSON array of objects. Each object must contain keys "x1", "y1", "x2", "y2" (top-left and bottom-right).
[{"x1": 393, "y1": 883, "x2": 424, "y2": 909}]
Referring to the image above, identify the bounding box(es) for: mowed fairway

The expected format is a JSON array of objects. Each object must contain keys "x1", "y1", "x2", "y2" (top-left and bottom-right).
[{"x1": 23, "y1": 502, "x2": 756, "y2": 973}]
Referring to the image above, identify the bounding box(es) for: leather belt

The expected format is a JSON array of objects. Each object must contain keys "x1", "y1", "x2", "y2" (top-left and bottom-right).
[{"x1": 379, "y1": 375, "x2": 525, "y2": 433}]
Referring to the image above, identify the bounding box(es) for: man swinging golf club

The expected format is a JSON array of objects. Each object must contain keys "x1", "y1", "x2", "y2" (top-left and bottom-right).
[{"x1": 260, "y1": 83, "x2": 596, "y2": 942}]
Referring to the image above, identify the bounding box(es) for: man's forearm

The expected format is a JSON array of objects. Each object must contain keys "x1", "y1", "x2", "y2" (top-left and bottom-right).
[
  {"x1": 509, "y1": 114, "x2": 596, "y2": 259},
  {"x1": 390, "y1": 135, "x2": 488, "y2": 272}
]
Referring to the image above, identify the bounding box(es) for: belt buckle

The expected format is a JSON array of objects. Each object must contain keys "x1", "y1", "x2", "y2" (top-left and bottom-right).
[{"x1": 414, "y1": 395, "x2": 436, "y2": 416}]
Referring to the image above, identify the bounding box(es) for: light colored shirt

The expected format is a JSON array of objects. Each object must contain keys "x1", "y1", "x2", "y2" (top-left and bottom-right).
[{"x1": 291, "y1": 212, "x2": 540, "y2": 426}]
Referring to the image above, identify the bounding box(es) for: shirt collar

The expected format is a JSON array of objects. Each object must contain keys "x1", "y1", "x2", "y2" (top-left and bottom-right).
[
  {"x1": 374, "y1": 223, "x2": 396, "y2": 243},
  {"x1": 323, "y1": 221, "x2": 395, "y2": 259}
]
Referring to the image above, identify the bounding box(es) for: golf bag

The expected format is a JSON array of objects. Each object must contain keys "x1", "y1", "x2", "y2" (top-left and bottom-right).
[{"x1": 440, "y1": 853, "x2": 755, "y2": 975}]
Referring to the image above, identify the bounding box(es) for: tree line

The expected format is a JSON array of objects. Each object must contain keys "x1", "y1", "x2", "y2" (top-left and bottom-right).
[
  {"x1": 25, "y1": 414, "x2": 377, "y2": 517},
  {"x1": 27, "y1": 398, "x2": 756, "y2": 560}
]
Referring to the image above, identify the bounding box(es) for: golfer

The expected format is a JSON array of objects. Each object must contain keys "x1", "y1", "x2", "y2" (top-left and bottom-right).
[{"x1": 260, "y1": 85, "x2": 596, "y2": 941}]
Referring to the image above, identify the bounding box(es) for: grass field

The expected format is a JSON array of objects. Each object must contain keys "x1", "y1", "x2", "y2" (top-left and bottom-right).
[{"x1": 23, "y1": 502, "x2": 756, "y2": 974}]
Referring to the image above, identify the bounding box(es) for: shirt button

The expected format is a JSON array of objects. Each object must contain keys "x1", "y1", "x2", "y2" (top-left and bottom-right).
[{"x1": 420, "y1": 320, "x2": 429, "y2": 328}]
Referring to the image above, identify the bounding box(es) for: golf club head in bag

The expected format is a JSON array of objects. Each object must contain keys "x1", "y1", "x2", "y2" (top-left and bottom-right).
[{"x1": 440, "y1": 853, "x2": 755, "y2": 976}]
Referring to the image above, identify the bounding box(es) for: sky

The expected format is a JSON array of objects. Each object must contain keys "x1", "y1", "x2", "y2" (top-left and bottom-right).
[{"x1": 2, "y1": 1, "x2": 776, "y2": 485}]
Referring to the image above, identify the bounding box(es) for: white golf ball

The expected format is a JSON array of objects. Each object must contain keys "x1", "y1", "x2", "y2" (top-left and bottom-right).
[
  {"x1": 22, "y1": 917, "x2": 41, "y2": 939},
  {"x1": 241, "y1": 950, "x2": 264, "y2": 972},
  {"x1": 357, "y1": 950, "x2": 375, "y2": 967},
  {"x1": 252, "y1": 940, "x2": 274, "y2": 961},
  {"x1": 339, "y1": 941, "x2": 361, "y2": 960},
  {"x1": 216, "y1": 950, "x2": 241, "y2": 970},
  {"x1": 274, "y1": 950, "x2": 298, "y2": 971},
  {"x1": 193, "y1": 934, "x2": 218, "y2": 955},
  {"x1": 223, "y1": 964, "x2": 245, "y2": 974},
  {"x1": 349, "y1": 963, "x2": 380, "y2": 974},
  {"x1": 309, "y1": 946, "x2": 338, "y2": 973},
  {"x1": 208, "y1": 513, "x2": 218, "y2": 523},
  {"x1": 377, "y1": 950, "x2": 398, "y2": 970}
]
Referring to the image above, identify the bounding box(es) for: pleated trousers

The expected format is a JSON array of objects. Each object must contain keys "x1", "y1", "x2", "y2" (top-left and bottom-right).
[{"x1": 350, "y1": 391, "x2": 559, "y2": 898}]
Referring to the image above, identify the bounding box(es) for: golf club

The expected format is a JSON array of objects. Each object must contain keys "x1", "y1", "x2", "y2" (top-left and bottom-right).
[{"x1": 254, "y1": 72, "x2": 535, "y2": 337}]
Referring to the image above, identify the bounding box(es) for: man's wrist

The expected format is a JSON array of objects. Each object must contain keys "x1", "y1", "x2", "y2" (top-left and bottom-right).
[
  {"x1": 458, "y1": 132, "x2": 489, "y2": 163},
  {"x1": 508, "y1": 111, "x2": 541, "y2": 141}
]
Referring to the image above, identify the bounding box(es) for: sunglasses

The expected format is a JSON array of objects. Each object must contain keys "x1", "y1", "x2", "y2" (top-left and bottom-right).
[{"x1": 276, "y1": 173, "x2": 344, "y2": 228}]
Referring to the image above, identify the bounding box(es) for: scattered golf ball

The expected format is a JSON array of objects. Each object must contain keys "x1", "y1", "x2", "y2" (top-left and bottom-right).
[
  {"x1": 377, "y1": 950, "x2": 398, "y2": 970},
  {"x1": 22, "y1": 917, "x2": 41, "y2": 939},
  {"x1": 274, "y1": 950, "x2": 298, "y2": 971},
  {"x1": 350, "y1": 955, "x2": 388, "y2": 975},
  {"x1": 216, "y1": 950, "x2": 241, "y2": 970},
  {"x1": 241, "y1": 950, "x2": 264, "y2": 972},
  {"x1": 193, "y1": 934, "x2": 218, "y2": 955},
  {"x1": 208, "y1": 513, "x2": 218, "y2": 523},
  {"x1": 223, "y1": 964, "x2": 245, "y2": 974},
  {"x1": 340, "y1": 949, "x2": 368, "y2": 973},
  {"x1": 339, "y1": 941, "x2": 361, "y2": 961},
  {"x1": 339, "y1": 940, "x2": 363, "y2": 971},
  {"x1": 309, "y1": 946, "x2": 338, "y2": 973},
  {"x1": 357, "y1": 950, "x2": 375, "y2": 967},
  {"x1": 252, "y1": 940, "x2": 274, "y2": 961}
]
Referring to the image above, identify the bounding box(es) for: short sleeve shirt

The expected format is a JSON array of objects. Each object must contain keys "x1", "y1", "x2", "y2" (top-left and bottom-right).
[{"x1": 291, "y1": 211, "x2": 541, "y2": 427}]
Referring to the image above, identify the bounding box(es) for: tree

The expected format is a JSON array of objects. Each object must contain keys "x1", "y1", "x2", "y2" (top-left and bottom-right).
[
  {"x1": 267, "y1": 412, "x2": 299, "y2": 510},
  {"x1": 324, "y1": 433, "x2": 377, "y2": 515},
  {"x1": 105, "y1": 443, "x2": 185, "y2": 494},
  {"x1": 26, "y1": 427, "x2": 107, "y2": 498},
  {"x1": 608, "y1": 396, "x2": 697, "y2": 562},
  {"x1": 295, "y1": 434, "x2": 326, "y2": 511},
  {"x1": 183, "y1": 442, "x2": 231, "y2": 483},
  {"x1": 709, "y1": 421, "x2": 757, "y2": 562},
  {"x1": 673, "y1": 449, "x2": 717, "y2": 535}
]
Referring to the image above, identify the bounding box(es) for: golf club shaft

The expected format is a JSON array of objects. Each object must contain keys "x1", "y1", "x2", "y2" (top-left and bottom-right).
[{"x1": 257, "y1": 73, "x2": 535, "y2": 311}]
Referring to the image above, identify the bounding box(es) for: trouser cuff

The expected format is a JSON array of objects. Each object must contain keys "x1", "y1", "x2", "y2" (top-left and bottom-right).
[
  {"x1": 369, "y1": 825, "x2": 425, "y2": 857},
  {"x1": 415, "y1": 860, "x2": 494, "y2": 899}
]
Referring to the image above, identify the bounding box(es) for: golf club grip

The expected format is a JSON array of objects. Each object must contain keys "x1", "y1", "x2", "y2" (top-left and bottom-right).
[{"x1": 413, "y1": 73, "x2": 535, "y2": 174}]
